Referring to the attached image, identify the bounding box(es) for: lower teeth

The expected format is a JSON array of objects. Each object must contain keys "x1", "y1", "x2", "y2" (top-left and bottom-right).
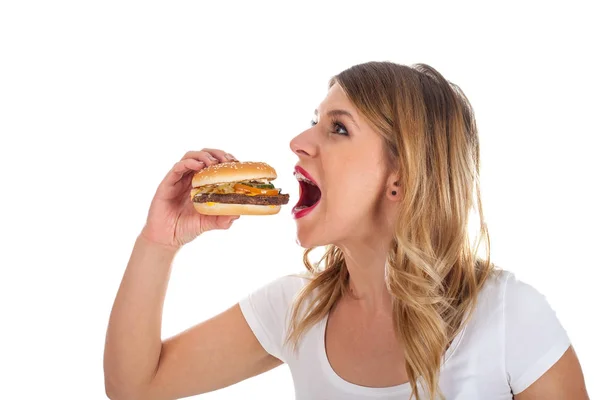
[{"x1": 295, "y1": 206, "x2": 308, "y2": 211}]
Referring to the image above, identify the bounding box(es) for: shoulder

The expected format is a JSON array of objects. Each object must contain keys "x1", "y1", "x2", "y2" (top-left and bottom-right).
[
  {"x1": 251, "y1": 273, "x2": 312, "y2": 302},
  {"x1": 485, "y1": 269, "x2": 560, "y2": 321},
  {"x1": 474, "y1": 268, "x2": 550, "y2": 312},
  {"x1": 239, "y1": 273, "x2": 312, "y2": 324},
  {"x1": 474, "y1": 269, "x2": 571, "y2": 393},
  {"x1": 464, "y1": 268, "x2": 566, "y2": 346},
  {"x1": 238, "y1": 273, "x2": 313, "y2": 361}
]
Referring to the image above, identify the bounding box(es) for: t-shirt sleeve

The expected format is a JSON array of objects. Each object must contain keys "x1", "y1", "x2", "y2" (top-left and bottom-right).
[
  {"x1": 238, "y1": 275, "x2": 306, "y2": 362},
  {"x1": 503, "y1": 273, "x2": 571, "y2": 394}
]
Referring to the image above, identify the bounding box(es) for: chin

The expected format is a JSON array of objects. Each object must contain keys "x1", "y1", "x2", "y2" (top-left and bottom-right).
[
  {"x1": 295, "y1": 224, "x2": 319, "y2": 248},
  {"x1": 294, "y1": 219, "x2": 331, "y2": 248}
]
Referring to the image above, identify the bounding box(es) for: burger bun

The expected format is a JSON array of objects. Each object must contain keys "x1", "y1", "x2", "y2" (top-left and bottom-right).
[
  {"x1": 193, "y1": 202, "x2": 282, "y2": 216},
  {"x1": 192, "y1": 161, "x2": 277, "y2": 187}
]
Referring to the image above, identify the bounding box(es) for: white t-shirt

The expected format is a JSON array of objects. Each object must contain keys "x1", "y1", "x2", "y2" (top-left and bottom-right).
[{"x1": 239, "y1": 270, "x2": 570, "y2": 399}]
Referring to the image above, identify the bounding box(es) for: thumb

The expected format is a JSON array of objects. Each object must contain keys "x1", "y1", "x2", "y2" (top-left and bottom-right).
[{"x1": 215, "y1": 215, "x2": 240, "y2": 229}]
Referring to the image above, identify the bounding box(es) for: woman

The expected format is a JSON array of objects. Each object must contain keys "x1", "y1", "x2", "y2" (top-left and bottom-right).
[{"x1": 104, "y1": 62, "x2": 589, "y2": 399}]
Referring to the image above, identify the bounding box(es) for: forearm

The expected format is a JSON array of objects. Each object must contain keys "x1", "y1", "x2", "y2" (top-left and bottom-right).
[{"x1": 104, "y1": 234, "x2": 179, "y2": 398}]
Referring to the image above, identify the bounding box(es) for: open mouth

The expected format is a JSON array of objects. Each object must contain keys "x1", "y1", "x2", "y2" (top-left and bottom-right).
[{"x1": 293, "y1": 167, "x2": 321, "y2": 216}]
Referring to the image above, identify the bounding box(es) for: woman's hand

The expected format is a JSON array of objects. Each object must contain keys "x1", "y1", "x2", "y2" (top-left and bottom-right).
[{"x1": 140, "y1": 149, "x2": 240, "y2": 249}]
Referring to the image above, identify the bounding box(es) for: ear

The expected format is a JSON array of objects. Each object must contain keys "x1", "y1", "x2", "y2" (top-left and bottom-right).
[{"x1": 385, "y1": 172, "x2": 401, "y2": 202}]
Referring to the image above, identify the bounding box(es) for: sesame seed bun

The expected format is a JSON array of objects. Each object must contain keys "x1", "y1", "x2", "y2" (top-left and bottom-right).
[{"x1": 192, "y1": 161, "x2": 277, "y2": 187}]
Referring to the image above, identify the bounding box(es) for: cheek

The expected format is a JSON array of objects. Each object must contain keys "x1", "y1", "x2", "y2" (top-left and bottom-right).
[
  {"x1": 320, "y1": 156, "x2": 387, "y2": 222},
  {"x1": 296, "y1": 182, "x2": 384, "y2": 246},
  {"x1": 325, "y1": 180, "x2": 382, "y2": 220}
]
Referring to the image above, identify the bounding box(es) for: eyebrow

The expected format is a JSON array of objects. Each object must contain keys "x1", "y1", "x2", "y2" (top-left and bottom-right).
[{"x1": 314, "y1": 108, "x2": 359, "y2": 128}]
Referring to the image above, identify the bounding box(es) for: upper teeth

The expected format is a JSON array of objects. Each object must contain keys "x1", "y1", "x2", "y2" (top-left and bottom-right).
[{"x1": 295, "y1": 171, "x2": 316, "y2": 186}]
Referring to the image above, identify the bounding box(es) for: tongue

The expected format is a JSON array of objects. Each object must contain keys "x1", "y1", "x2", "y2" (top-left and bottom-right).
[{"x1": 300, "y1": 181, "x2": 321, "y2": 207}]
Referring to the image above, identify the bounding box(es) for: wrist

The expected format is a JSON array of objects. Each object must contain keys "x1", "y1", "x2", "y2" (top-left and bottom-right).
[{"x1": 137, "y1": 231, "x2": 182, "y2": 255}]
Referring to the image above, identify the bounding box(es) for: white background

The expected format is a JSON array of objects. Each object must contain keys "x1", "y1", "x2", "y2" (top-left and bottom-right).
[{"x1": 1, "y1": 1, "x2": 598, "y2": 399}]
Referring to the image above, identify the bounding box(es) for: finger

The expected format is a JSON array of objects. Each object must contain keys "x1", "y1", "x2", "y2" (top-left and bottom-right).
[
  {"x1": 173, "y1": 158, "x2": 205, "y2": 174},
  {"x1": 224, "y1": 153, "x2": 239, "y2": 162},
  {"x1": 181, "y1": 150, "x2": 210, "y2": 162},
  {"x1": 201, "y1": 148, "x2": 234, "y2": 163},
  {"x1": 182, "y1": 149, "x2": 237, "y2": 163},
  {"x1": 214, "y1": 215, "x2": 240, "y2": 229},
  {"x1": 180, "y1": 150, "x2": 221, "y2": 166},
  {"x1": 164, "y1": 159, "x2": 205, "y2": 186},
  {"x1": 182, "y1": 150, "x2": 219, "y2": 166}
]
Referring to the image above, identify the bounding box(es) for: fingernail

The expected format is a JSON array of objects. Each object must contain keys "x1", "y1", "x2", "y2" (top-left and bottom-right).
[
  {"x1": 225, "y1": 153, "x2": 238, "y2": 161},
  {"x1": 207, "y1": 154, "x2": 217, "y2": 161}
]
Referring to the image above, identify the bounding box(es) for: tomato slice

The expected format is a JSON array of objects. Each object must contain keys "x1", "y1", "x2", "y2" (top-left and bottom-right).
[{"x1": 234, "y1": 183, "x2": 279, "y2": 196}]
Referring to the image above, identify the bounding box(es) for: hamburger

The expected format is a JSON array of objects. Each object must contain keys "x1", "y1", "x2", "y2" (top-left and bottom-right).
[{"x1": 190, "y1": 161, "x2": 290, "y2": 215}]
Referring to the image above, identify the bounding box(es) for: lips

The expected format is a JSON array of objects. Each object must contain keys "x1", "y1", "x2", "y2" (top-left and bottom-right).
[{"x1": 293, "y1": 166, "x2": 321, "y2": 218}]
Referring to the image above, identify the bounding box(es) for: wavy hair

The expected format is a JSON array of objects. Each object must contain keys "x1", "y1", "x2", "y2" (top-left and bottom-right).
[{"x1": 284, "y1": 61, "x2": 497, "y2": 400}]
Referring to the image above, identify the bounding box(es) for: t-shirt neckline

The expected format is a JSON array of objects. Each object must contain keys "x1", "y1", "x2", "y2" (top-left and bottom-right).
[{"x1": 317, "y1": 311, "x2": 466, "y2": 396}]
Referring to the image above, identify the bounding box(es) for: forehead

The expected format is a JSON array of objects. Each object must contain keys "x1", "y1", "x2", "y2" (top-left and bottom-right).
[
  {"x1": 317, "y1": 82, "x2": 375, "y2": 136},
  {"x1": 317, "y1": 83, "x2": 356, "y2": 113}
]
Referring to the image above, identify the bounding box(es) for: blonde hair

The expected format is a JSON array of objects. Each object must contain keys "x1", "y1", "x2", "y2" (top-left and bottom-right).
[{"x1": 285, "y1": 62, "x2": 497, "y2": 400}]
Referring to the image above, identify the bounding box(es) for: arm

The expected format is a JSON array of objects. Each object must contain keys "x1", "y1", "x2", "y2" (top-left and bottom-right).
[
  {"x1": 103, "y1": 235, "x2": 176, "y2": 398},
  {"x1": 515, "y1": 346, "x2": 588, "y2": 400},
  {"x1": 104, "y1": 235, "x2": 282, "y2": 400},
  {"x1": 147, "y1": 303, "x2": 282, "y2": 399}
]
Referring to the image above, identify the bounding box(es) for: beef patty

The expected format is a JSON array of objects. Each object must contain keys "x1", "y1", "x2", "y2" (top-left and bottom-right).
[{"x1": 193, "y1": 193, "x2": 290, "y2": 206}]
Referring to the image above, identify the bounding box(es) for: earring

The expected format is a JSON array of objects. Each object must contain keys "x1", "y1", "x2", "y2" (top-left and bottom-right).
[{"x1": 391, "y1": 190, "x2": 397, "y2": 196}]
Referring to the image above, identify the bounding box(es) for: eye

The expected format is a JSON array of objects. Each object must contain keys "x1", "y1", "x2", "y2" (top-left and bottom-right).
[
  {"x1": 331, "y1": 119, "x2": 349, "y2": 136},
  {"x1": 310, "y1": 117, "x2": 349, "y2": 136}
]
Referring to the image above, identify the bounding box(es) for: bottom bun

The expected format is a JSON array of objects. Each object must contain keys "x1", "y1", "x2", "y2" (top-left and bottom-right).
[{"x1": 193, "y1": 202, "x2": 282, "y2": 216}]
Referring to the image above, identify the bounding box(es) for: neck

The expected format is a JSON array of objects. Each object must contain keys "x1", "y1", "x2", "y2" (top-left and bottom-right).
[{"x1": 336, "y1": 236, "x2": 393, "y2": 314}]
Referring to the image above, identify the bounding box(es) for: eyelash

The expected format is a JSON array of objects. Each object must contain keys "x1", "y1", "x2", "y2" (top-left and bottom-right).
[{"x1": 310, "y1": 118, "x2": 349, "y2": 136}]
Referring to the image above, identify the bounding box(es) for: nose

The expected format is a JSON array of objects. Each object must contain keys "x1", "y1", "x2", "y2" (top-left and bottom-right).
[{"x1": 289, "y1": 128, "x2": 317, "y2": 158}]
